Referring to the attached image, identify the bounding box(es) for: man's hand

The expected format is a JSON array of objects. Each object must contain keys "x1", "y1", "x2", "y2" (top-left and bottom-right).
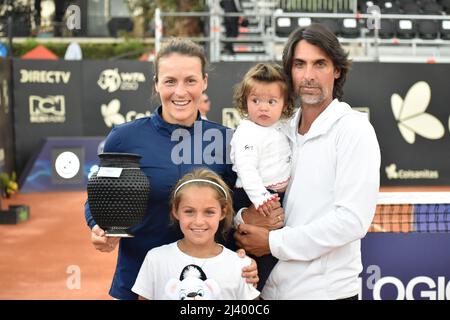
[
  {"x1": 236, "y1": 249, "x2": 259, "y2": 286},
  {"x1": 234, "y1": 224, "x2": 271, "y2": 257},
  {"x1": 243, "y1": 201, "x2": 284, "y2": 230},
  {"x1": 91, "y1": 225, "x2": 119, "y2": 252}
]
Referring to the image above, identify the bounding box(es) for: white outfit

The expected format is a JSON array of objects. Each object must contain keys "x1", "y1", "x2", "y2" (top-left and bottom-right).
[
  {"x1": 132, "y1": 242, "x2": 259, "y2": 300},
  {"x1": 262, "y1": 99, "x2": 380, "y2": 300},
  {"x1": 230, "y1": 119, "x2": 291, "y2": 208}
]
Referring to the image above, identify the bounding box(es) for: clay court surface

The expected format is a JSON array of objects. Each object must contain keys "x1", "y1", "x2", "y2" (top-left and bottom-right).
[
  {"x1": 0, "y1": 192, "x2": 117, "y2": 300},
  {"x1": 1, "y1": 186, "x2": 449, "y2": 300}
]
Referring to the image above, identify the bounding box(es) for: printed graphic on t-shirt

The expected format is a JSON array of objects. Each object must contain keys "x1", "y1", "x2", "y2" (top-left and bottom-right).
[{"x1": 164, "y1": 264, "x2": 221, "y2": 300}]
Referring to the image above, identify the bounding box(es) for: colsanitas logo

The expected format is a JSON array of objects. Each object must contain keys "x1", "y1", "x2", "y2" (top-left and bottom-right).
[
  {"x1": 97, "y1": 68, "x2": 146, "y2": 92},
  {"x1": 20, "y1": 70, "x2": 71, "y2": 84},
  {"x1": 385, "y1": 163, "x2": 439, "y2": 180},
  {"x1": 29, "y1": 95, "x2": 66, "y2": 123}
]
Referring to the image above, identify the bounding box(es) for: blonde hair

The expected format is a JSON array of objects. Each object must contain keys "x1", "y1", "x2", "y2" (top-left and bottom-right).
[
  {"x1": 170, "y1": 168, "x2": 234, "y2": 236},
  {"x1": 233, "y1": 63, "x2": 295, "y2": 119}
]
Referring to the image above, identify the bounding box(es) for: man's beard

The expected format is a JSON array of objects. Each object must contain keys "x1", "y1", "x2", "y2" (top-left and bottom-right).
[{"x1": 296, "y1": 82, "x2": 326, "y2": 106}]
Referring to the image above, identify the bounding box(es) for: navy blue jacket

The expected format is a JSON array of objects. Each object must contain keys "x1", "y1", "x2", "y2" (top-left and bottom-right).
[{"x1": 84, "y1": 107, "x2": 237, "y2": 299}]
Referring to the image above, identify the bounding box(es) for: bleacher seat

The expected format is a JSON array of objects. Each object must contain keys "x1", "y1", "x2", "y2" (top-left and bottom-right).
[
  {"x1": 440, "y1": 0, "x2": 450, "y2": 13},
  {"x1": 275, "y1": 16, "x2": 312, "y2": 38},
  {"x1": 297, "y1": 18, "x2": 312, "y2": 28},
  {"x1": 402, "y1": 2, "x2": 422, "y2": 14},
  {"x1": 382, "y1": 1, "x2": 401, "y2": 14},
  {"x1": 440, "y1": 20, "x2": 450, "y2": 39},
  {"x1": 418, "y1": 20, "x2": 439, "y2": 39},
  {"x1": 316, "y1": 19, "x2": 340, "y2": 36},
  {"x1": 422, "y1": 2, "x2": 443, "y2": 14},
  {"x1": 275, "y1": 17, "x2": 294, "y2": 37},
  {"x1": 396, "y1": 19, "x2": 416, "y2": 39},
  {"x1": 378, "y1": 19, "x2": 396, "y2": 38},
  {"x1": 340, "y1": 18, "x2": 360, "y2": 38}
]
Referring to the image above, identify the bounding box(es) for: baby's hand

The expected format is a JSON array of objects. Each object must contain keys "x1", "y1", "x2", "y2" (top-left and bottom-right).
[
  {"x1": 257, "y1": 195, "x2": 280, "y2": 216},
  {"x1": 257, "y1": 203, "x2": 271, "y2": 216}
]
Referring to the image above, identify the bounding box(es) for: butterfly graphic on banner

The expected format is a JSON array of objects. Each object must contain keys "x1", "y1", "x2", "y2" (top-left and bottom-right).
[
  {"x1": 391, "y1": 81, "x2": 445, "y2": 144},
  {"x1": 101, "y1": 99, "x2": 125, "y2": 127}
]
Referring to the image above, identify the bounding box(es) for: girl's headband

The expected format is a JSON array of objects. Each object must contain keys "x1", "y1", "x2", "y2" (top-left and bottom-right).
[{"x1": 174, "y1": 179, "x2": 228, "y2": 200}]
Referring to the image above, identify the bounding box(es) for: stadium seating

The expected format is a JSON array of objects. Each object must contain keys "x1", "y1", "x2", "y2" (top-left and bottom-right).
[
  {"x1": 378, "y1": 19, "x2": 396, "y2": 38},
  {"x1": 275, "y1": 16, "x2": 294, "y2": 37},
  {"x1": 418, "y1": 20, "x2": 439, "y2": 39},
  {"x1": 340, "y1": 18, "x2": 360, "y2": 38},
  {"x1": 396, "y1": 19, "x2": 416, "y2": 39},
  {"x1": 440, "y1": 19, "x2": 450, "y2": 39}
]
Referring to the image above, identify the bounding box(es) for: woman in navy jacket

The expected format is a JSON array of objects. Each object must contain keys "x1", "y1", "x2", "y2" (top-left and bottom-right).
[{"x1": 84, "y1": 38, "x2": 260, "y2": 299}]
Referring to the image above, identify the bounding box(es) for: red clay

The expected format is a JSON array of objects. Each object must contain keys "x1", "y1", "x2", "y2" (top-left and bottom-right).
[{"x1": 0, "y1": 191, "x2": 117, "y2": 300}]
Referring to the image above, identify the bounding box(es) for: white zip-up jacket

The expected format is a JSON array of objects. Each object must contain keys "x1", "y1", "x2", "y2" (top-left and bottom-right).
[
  {"x1": 230, "y1": 119, "x2": 291, "y2": 208},
  {"x1": 262, "y1": 99, "x2": 380, "y2": 300}
]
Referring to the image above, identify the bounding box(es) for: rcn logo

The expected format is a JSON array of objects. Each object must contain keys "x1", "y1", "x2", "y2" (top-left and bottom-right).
[
  {"x1": 391, "y1": 81, "x2": 446, "y2": 144},
  {"x1": 101, "y1": 99, "x2": 150, "y2": 127},
  {"x1": 29, "y1": 95, "x2": 66, "y2": 123},
  {"x1": 97, "y1": 68, "x2": 146, "y2": 93}
]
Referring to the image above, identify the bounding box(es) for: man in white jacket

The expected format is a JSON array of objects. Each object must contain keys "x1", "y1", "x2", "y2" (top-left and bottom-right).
[{"x1": 234, "y1": 24, "x2": 381, "y2": 299}]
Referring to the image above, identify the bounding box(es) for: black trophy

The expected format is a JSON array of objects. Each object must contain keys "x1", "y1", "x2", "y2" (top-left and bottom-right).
[{"x1": 87, "y1": 153, "x2": 149, "y2": 237}]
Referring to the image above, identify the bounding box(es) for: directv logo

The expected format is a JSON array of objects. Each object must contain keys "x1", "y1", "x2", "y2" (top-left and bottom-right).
[
  {"x1": 20, "y1": 70, "x2": 71, "y2": 84},
  {"x1": 385, "y1": 163, "x2": 439, "y2": 180}
]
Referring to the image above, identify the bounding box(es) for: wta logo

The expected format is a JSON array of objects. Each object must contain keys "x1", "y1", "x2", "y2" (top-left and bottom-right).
[
  {"x1": 391, "y1": 81, "x2": 445, "y2": 144},
  {"x1": 97, "y1": 69, "x2": 146, "y2": 92}
]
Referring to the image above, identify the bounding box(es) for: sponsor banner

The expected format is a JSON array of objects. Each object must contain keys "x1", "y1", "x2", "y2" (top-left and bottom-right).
[
  {"x1": 20, "y1": 136, "x2": 105, "y2": 193},
  {"x1": 344, "y1": 63, "x2": 450, "y2": 186},
  {"x1": 0, "y1": 58, "x2": 14, "y2": 174},
  {"x1": 361, "y1": 233, "x2": 450, "y2": 300},
  {"x1": 12, "y1": 59, "x2": 83, "y2": 177},
  {"x1": 81, "y1": 60, "x2": 153, "y2": 136},
  {"x1": 10, "y1": 61, "x2": 450, "y2": 186},
  {"x1": 207, "y1": 62, "x2": 253, "y2": 126}
]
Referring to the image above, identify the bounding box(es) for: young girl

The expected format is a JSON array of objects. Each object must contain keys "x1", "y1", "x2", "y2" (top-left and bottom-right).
[
  {"x1": 131, "y1": 168, "x2": 260, "y2": 300},
  {"x1": 230, "y1": 63, "x2": 295, "y2": 290}
]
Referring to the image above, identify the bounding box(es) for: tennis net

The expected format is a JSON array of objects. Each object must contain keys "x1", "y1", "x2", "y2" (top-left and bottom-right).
[{"x1": 369, "y1": 192, "x2": 450, "y2": 233}]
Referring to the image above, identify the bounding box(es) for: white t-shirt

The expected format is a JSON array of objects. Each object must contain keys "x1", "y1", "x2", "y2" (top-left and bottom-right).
[{"x1": 132, "y1": 242, "x2": 260, "y2": 300}]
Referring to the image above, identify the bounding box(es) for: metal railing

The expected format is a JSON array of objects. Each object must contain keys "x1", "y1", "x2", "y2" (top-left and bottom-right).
[{"x1": 154, "y1": 7, "x2": 450, "y2": 63}]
